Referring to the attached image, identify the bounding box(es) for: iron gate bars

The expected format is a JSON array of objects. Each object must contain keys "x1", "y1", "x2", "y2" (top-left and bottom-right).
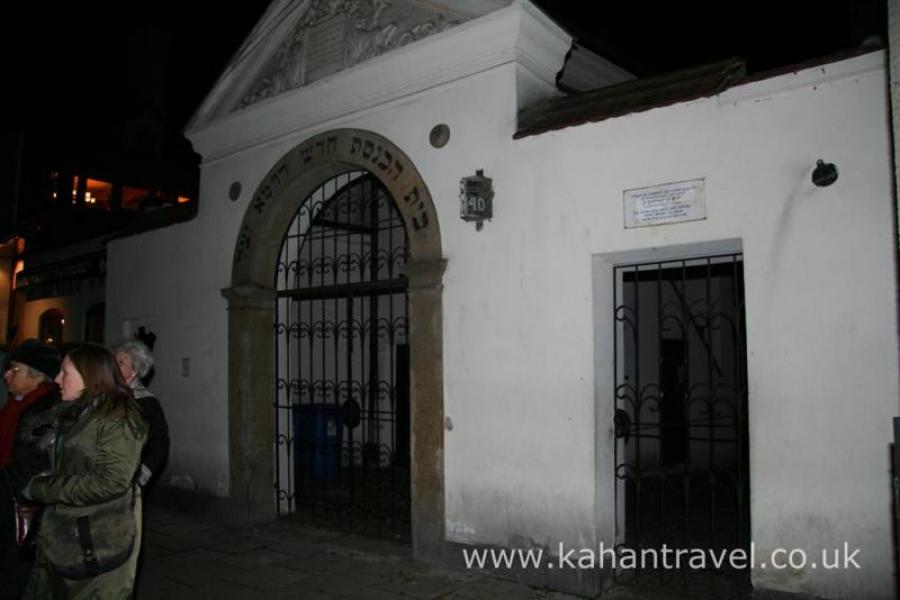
[
  {"x1": 613, "y1": 254, "x2": 749, "y2": 593},
  {"x1": 274, "y1": 171, "x2": 411, "y2": 540}
]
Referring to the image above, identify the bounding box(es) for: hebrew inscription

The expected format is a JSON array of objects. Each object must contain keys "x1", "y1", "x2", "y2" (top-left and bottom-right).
[
  {"x1": 236, "y1": 132, "x2": 434, "y2": 263},
  {"x1": 299, "y1": 136, "x2": 338, "y2": 165},
  {"x1": 235, "y1": 223, "x2": 254, "y2": 263},
  {"x1": 349, "y1": 136, "x2": 404, "y2": 181},
  {"x1": 253, "y1": 164, "x2": 290, "y2": 215}
]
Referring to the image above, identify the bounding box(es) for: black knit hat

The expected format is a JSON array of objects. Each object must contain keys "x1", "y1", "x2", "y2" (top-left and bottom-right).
[{"x1": 8, "y1": 339, "x2": 61, "y2": 380}]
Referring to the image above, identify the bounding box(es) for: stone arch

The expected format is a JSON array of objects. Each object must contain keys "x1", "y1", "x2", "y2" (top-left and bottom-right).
[{"x1": 222, "y1": 129, "x2": 445, "y2": 560}]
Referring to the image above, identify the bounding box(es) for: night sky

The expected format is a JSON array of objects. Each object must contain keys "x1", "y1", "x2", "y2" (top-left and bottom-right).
[
  {"x1": 7, "y1": 4, "x2": 270, "y2": 170},
  {"x1": 6, "y1": 1, "x2": 886, "y2": 172},
  {"x1": 541, "y1": 1, "x2": 885, "y2": 76}
]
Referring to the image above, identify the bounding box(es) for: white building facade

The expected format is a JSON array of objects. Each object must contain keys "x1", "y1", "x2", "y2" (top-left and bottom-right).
[{"x1": 107, "y1": 2, "x2": 899, "y2": 598}]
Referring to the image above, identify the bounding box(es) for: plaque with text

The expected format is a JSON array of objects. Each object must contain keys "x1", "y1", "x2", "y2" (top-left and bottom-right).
[
  {"x1": 624, "y1": 179, "x2": 706, "y2": 229},
  {"x1": 304, "y1": 15, "x2": 348, "y2": 82}
]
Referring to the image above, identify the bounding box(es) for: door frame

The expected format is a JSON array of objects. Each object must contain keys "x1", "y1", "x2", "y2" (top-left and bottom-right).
[
  {"x1": 222, "y1": 129, "x2": 446, "y2": 561},
  {"x1": 592, "y1": 238, "x2": 746, "y2": 558}
]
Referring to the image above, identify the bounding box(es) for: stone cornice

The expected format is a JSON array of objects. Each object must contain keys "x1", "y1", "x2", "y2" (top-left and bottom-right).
[
  {"x1": 513, "y1": 0, "x2": 572, "y2": 87},
  {"x1": 190, "y1": 0, "x2": 515, "y2": 130},
  {"x1": 187, "y1": 1, "x2": 571, "y2": 163},
  {"x1": 235, "y1": 1, "x2": 464, "y2": 112}
]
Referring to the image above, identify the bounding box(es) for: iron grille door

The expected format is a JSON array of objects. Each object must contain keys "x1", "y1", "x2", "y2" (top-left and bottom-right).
[
  {"x1": 274, "y1": 172, "x2": 410, "y2": 540},
  {"x1": 613, "y1": 254, "x2": 749, "y2": 597}
]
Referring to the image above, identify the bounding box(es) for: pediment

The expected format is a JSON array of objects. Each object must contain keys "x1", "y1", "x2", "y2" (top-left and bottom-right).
[{"x1": 190, "y1": 0, "x2": 511, "y2": 129}]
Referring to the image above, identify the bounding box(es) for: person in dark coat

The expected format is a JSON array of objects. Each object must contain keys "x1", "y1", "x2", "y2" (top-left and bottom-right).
[
  {"x1": 114, "y1": 340, "x2": 169, "y2": 491},
  {"x1": 0, "y1": 339, "x2": 62, "y2": 599},
  {"x1": 23, "y1": 344, "x2": 146, "y2": 599}
]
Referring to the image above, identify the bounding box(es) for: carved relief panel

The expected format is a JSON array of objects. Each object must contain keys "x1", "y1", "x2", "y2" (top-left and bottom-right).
[{"x1": 239, "y1": 0, "x2": 463, "y2": 109}]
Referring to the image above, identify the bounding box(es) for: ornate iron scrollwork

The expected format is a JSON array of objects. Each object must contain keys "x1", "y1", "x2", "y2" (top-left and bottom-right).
[
  {"x1": 613, "y1": 255, "x2": 749, "y2": 596},
  {"x1": 274, "y1": 171, "x2": 410, "y2": 541}
]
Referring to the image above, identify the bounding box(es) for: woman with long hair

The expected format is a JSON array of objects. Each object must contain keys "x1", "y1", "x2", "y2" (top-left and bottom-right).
[{"x1": 23, "y1": 344, "x2": 147, "y2": 599}]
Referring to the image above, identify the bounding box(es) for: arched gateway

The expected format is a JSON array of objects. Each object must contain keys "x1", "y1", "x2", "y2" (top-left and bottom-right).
[{"x1": 222, "y1": 129, "x2": 445, "y2": 558}]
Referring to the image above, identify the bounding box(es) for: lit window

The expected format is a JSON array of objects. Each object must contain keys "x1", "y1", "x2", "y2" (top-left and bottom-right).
[
  {"x1": 39, "y1": 309, "x2": 64, "y2": 345},
  {"x1": 121, "y1": 186, "x2": 151, "y2": 210},
  {"x1": 50, "y1": 171, "x2": 60, "y2": 200},
  {"x1": 85, "y1": 178, "x2": 113, "y2": 210}
]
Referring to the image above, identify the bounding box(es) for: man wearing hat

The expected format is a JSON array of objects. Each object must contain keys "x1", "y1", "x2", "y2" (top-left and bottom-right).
[
  {"x1": 0, "y1": 339, "x2": 61, "y2": 599},
  {"x1": 0, "y1": 339, "x2": 61, "y2": 469}
]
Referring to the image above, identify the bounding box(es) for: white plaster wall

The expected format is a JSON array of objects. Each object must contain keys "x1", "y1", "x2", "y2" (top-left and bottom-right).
[
  {"x1": 497, "y1": 51, "x2": 894, "y2": 598},
  {"x1": 106, "y1": 217, "x2": 234, "y2": 496},
  {"x1": 891, "y1": 0, "x2": 900, "y2": 264},
  {"x1": 106, "y1": 60, "x2": 523, "y2": 498},
  {"x1": 106, "y1": 26, "x2": 897, "y2": 597},
  {"x1": 17, "y1": 285, "x2": 105, "y2": 344}
]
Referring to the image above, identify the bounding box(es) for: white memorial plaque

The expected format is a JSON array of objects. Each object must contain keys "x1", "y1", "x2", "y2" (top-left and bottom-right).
[{"x1": 624, "y1": 179, "x2": 706, "y2": 228}]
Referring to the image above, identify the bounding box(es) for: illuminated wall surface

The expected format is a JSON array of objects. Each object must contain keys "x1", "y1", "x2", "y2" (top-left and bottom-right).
[{"x1": 104, "y1": 3, "x2": 897, "y2": 598}]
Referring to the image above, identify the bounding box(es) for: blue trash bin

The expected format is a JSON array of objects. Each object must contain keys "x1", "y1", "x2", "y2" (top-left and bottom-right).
[{"x1": 293, "y1": 404, "x2": 343, "y2": 480}]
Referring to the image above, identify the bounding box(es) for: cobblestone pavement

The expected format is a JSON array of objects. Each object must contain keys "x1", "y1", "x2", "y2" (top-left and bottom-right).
[{"x1": 135, "y1": 502, "x2": 696, "y2": 600}]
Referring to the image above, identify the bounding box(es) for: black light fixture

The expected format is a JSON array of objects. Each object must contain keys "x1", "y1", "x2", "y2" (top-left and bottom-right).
[{"x1": 812, "y1": 159, "x2": 838, "y2": 187}]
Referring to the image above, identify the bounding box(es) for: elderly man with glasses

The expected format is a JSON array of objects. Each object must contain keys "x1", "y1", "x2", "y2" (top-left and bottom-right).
[{"x1": 0, "y1": 339, "x2": 61, "y2": 600}]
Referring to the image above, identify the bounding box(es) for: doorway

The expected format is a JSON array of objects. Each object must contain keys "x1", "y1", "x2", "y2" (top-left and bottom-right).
[
  {"x1": 274, "y1": 171, "x2": 411, "y2": 540},
  {"x1": 613, "y1": 253, "x2": 749, "y2": 595}
]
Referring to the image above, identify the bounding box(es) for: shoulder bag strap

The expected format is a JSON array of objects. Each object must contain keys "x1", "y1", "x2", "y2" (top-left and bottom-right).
[{"x1": 75, "y1": 515, "x2": 100, "y2": 576}]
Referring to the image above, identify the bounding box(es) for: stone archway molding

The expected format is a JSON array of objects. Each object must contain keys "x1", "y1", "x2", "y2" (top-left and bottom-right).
[{"x1": 221, "y1": 129, "x2": 446, "y2": 561}]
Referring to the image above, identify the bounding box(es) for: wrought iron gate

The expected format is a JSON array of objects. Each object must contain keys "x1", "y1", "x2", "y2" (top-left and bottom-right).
[
  {"x1": 614, "y1": 254, "x2": 749, "y2": 596},
  {"x1": 274, "y1": 171, "x2": 410, "y2": 540}
]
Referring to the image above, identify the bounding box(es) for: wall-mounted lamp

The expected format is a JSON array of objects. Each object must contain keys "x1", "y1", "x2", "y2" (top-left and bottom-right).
[
  {"x1": 460, "y1": 169, "x2": 494, "y2": 231},
  {"x1": 812, "y1": 159, "x2": 838, "y2": 187}
]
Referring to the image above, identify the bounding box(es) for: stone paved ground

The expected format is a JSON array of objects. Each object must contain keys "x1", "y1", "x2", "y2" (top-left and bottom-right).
[{"x1": 135, "y1": 502, "x2": 698, "y2": 600}]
